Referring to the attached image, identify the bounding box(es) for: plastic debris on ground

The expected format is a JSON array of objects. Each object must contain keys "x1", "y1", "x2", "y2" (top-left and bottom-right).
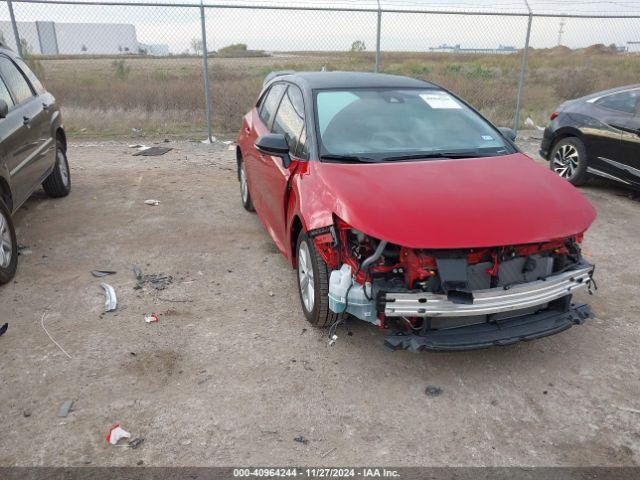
[
  {"x1": 17, "y1": 244, "x2": 32, "y2": 255},
  {"x1": 293, "y1": 435, "x2": 309, "y2": 445},
  {"x1": 425, "y1": 385, "x2": 443, "y2": 397},
  {"x1": 133, "y1": 146, "x2": 173, "y2": 157},
  {"x1": 100, "y1": 283, "x2": 117, "y2": 312},
  {"x1": 91, "y1": 270, "x2": 116, "y2": 278},
  {"x1": 57, "y1": 400, "x2": 74, "y2": 418},
  {"x1": 144, "y1": 199, "x2": 160, "y2": 206},
  {"x1": 133, "y1": 265, "x2": 173, "y2": 290},
  {"x1": 129, "y1": 437, "x2": 145, "y2": 449},
  {"x1": 144, "y1": 313, "x2": 159, "y2": 323},
  {"x1": 0, "y1": 322, "x2": 7, "y2": 337},
  {"x1": 106, "y1": 424, "x2": 131, "y2": 445}
]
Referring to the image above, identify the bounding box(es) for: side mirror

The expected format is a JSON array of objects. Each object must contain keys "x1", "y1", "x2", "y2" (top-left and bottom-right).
[
  {"x1": 498, "y1": 127, "x2": 517, "y2": 142},
  {"x1": 0, "y1": 99, "x2": 8, "y2": 119},
  {"x1": 255, "y1": 133, "x2": 291, "y2": 168}
]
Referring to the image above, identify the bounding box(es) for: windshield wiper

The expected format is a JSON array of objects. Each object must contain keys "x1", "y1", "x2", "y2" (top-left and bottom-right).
[
  {"x1": 381, "y1": 150, "x2": 483, "y2": 162},
  {"x1": 320, "y1": 154, "x2": 380, "y2": 163}
]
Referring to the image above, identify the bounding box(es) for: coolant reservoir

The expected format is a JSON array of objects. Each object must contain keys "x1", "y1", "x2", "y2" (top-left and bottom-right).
[
  {"x1": 328, "y1": 265, "x2": 378, "y2": 324},
  {"x1": 328, "y1": 264, "x2": 352, "y2": 313}
]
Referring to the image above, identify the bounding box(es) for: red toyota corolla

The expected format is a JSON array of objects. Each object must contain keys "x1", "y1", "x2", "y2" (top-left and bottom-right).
[{"x1": 236, "y1": 71, "x2": 597, "y2": 351}]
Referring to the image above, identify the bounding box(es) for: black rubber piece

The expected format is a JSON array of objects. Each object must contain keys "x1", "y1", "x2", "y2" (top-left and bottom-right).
[{"x1": 384, "y1": 303, "x2": 592, "y2": 352}]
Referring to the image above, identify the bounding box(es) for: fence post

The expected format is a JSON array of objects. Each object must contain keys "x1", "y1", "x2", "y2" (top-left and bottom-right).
[
  {"x1": 514, "y1": 3, "x2": 532, "y2": 133},
  {"x1": 375, "y1": 0, "x2": 382, "y2": 72},
  {"x1": 200, "y1": 2, "x2": 214, "y2": 143},
  {"x1": 6, "y1": 0, "x2": 22, "y2": 57}
]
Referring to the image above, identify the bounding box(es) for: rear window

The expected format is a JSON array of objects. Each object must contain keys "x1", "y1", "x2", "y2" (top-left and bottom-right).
[
  {"x1": 259, "y1": 83, "x2": 286, "y2": 129},
  {"x1": 594, "y1": 90, "x2": 640, "y2": 114},
  {"x1": 13, "y1": 58, "x2": 45, "y2": 94},
  {"x1": 0, "y1": 56, "x2": 33, "y2": 104}
]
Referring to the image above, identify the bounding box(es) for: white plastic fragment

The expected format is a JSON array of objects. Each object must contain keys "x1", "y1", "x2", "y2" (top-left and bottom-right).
[
  {"x1": 144, "y1": 199, "x2": 160, "y2": 206},
  {"x1": 106, "y1": 424, "x2": 131, "y2": 445},
  {"x1": 100, "y1": 283, "x2": 117, "y2": 312},
  {"x1": 144, "y1": 313, "x2": 159, "y2": 323}
]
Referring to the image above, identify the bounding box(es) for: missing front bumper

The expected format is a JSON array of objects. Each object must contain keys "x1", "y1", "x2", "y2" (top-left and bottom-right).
[{"x1": 384, "y1": 302, "x2": 592, "y2": 352}]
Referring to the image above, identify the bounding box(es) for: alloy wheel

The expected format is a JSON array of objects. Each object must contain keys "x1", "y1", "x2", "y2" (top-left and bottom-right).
[
  {"x1": 58, "y1": 150, "x2": 70, "y2": 188},
  {"x1": 552, "y1": 144, "x2": 580, "y2": 179},
  {"x1": 298, "y1": 240, "x2": 315, "y2": 312},
  {"x1": 240, "y1": 164, "x2": 249, "y2": 204},
  {"x1": 0, "y1": 210, "x2": 12, "y2": 269}
]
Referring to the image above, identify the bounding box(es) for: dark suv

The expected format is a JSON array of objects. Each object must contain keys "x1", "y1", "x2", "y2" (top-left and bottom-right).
[{"x1": 0, "y1": 45, "x2": 70, "y2": 284}]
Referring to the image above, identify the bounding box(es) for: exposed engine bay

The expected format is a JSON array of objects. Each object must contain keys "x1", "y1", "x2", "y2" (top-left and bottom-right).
[{"x1": 310, "y1": 218, "x2": 596, "y2": 351}]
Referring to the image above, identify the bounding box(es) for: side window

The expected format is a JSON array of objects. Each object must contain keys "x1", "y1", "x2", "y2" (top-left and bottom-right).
[
  {"x1": 0, "y1": 77, "x2": 15, "y2": 109},
  {"x1": 258, "y1": 83, "x2": 285, "y2": 129},
  {"x1": 13, "y1": 58, "x2": 45, "y2": 94},
  {"x1": 0, "y1": 57, "x2": 34, "y2": 104},
  {"x1": 272, "y1": 85, "x2": 308, "y2": 159},
  {"x1": 595, "y1": 90, "x2": 640, "y2": 115}
]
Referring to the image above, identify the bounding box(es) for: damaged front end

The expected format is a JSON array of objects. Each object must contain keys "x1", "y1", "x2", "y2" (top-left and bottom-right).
[{"x1": 311, "y1": 218, "x2": 596, "y2": 352}]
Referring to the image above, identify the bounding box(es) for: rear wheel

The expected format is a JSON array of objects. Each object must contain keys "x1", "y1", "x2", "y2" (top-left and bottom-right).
[
  {"x1": 550, "y1": 137, "x2": 588, "y2": 186},
  {"x1": 0, "y1": 200, "x2": 17, "y2": 284},
  {"x1": 296, "y1": 231, "x2": 341, "y2": 327},
  {"x1": 43, "y1": 143, "x2": 71, "y2": 197},
  {"x1": 238, "y1": 158, "x2": 254, "y2": 212}
]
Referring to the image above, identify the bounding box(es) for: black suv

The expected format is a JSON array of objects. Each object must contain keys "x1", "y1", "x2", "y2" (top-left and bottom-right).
[{"x1": 0, "y1": 45, "x2": 70, "y2": 284}]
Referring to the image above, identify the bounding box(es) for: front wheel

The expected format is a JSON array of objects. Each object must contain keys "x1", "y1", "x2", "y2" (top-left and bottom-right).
[
  {"x1": 0, "y1": 200, "x2": 17, "y2": 284},
  {"x1": 296, "y1": 231, "x2": 342, "y2": 327},
  {"x1": 549, "y1": 137, "x2": 588, "y2": 186},
  {"x1": 43, "y1": 143, "x2": 71, "y2": 197}
]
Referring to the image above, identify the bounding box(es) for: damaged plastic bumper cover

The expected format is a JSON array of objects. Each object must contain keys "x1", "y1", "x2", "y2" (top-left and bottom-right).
[
  {"x1": 384, "y1": 302, "x2": 592, "y2": 352},
  {"x1": 382, "y1": 263, "x2": 594, "y2": 318}
]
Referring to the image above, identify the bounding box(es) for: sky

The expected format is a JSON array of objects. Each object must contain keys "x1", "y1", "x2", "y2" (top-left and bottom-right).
[{"x1": 1, "y1": 0, "x2": 640, "y2": 53}]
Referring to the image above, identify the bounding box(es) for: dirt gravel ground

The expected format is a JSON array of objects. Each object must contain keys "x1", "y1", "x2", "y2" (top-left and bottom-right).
[{"x1": 0, "y1": 135, "x2": 639, "y2": 467}]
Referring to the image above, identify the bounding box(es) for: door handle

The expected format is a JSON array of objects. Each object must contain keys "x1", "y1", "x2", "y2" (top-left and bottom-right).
[{"x1": 23, "y1": 116, "x2": 31, "y2": 126}]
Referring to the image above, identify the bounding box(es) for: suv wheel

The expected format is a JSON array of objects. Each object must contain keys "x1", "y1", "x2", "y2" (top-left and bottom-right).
[
  {"x1": 550, "y1": 137, "x2": 588, "y2": 186},
  {"x1": 0, "y1": 200, "x2": 17, "y2": 284},
  {"x1": 43, "y1": 143, "x2": 71, "y2": 198},
  {"x1": 296, "y1": 231, "x2": 342, "y2": 327}
]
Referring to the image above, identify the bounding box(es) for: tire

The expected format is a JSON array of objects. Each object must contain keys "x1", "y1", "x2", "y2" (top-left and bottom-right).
[
  {"x1": 549, "y1": 137, "x2": 589, "y2": 186},
  {"x1": 296, "y1": 231, "x2": 342, "y2": 327},
  {"x1": 43, "y1": 142, "x2": 71, "y2": 198},
  {"x1": 0, "y1": 200, "x2": 18, "y2": 284},
  {"x1": 238, "y1": 158, "x2": 255, "y2": 212}
]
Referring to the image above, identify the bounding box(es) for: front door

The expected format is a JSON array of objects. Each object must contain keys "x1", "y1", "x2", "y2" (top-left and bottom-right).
[{"x1": 256, "y1": 84, "x2": 308, "y2": 254}]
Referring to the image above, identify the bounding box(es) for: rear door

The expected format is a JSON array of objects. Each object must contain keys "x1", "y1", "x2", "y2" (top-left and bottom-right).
[
  {"x1": 243, "y1": 83, "x2": 286, "y2": 217},
  {"x1": 587, "y1": 89, "x2": 639, "y2": 182},
  {"x1": 257, "y1": 84, "x2": 308, "y2": 253},
  {"x1": 0, "y1": 55, "x2": 49, "y2": 208},
  {"x1": 617, "y1": 89, "x2": 640, "y2": 185}
]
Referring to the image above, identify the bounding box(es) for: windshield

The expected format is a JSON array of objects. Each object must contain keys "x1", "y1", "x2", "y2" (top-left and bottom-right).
[{"x1": 314, "y1": 88, "x2": 514, "y2": 162}]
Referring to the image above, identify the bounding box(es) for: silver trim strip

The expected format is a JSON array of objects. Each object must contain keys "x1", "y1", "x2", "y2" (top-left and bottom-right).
[
  {"x1": 597, "y1": 156, "x2": 640, "y2": 179},
  {"x1": 587, "y1": 166, "x2": 631, "y2": 185},
  {"x1": 9, "y1": 137, "x2": 54, "y2": 177},
  {"x1": 384, "y1": 265, "x2": 594, "y2": 318}
]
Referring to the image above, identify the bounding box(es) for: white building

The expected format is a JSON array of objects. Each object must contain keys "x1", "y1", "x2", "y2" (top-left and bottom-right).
[{"x1": 0, "y1": 21, "x2": 140, "y2": 55}]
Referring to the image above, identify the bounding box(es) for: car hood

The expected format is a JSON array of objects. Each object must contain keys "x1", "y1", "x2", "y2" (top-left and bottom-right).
[{"x1": 314, "y1": 153, "x2": 596, "y2": 249}]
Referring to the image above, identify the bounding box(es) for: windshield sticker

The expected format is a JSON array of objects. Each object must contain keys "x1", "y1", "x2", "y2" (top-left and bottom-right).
[
  {"x1": 420, "y1": 92, "x2": 462, "y2": 109},
  {"x1": 481, "y1": 135, "x2": 494, "y2": 141}
]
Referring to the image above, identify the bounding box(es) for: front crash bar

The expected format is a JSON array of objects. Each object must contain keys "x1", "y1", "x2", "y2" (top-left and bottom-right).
[{"x1": 383, "y1": 262, "x2": 594, "y2": 318}]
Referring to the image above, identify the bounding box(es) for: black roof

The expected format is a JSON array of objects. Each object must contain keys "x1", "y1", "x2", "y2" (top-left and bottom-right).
[{"x1": 269, "y1": 71, "x2": 437, "y2": 91}]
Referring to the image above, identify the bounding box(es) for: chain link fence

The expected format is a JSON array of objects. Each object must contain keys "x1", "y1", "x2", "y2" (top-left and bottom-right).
[{"x1": 1, "y1": 0, "x2": 639, "y2": 139}]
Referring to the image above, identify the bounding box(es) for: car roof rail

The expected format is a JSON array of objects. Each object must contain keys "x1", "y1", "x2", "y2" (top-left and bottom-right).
[{"x1": 263, "y1": 70, "x2": 295, "y2": 87}]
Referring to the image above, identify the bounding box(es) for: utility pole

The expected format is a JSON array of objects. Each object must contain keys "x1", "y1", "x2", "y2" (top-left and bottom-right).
[
  {"x1": 514, "y1": 0, "x2": 532, "y2": 133},
  {"x1": 200, "y1": 0, "x2": 214, "y2": 143},
  {"x1": 7, "y1": 0, "x2": 22, "y2": 57},
  {"x1": 557, "y1": 17, "x2": 566, "y2": 46}
]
